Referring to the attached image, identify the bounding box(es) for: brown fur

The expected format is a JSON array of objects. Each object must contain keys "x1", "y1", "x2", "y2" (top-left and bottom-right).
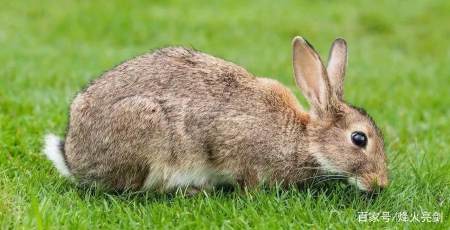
[{"x1": 58, "y1": 38, "x2": 388, "y2": 193}]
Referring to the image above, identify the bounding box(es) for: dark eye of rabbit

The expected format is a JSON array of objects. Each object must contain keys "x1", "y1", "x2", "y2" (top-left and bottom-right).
[{"x1": 351, "y1": 131, "x2": 367, "y2": 148}]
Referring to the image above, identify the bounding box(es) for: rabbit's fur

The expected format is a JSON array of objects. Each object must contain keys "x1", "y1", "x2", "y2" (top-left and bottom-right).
[{"x1": 44, "y1": 37, "x2": 388, "y2": 193}]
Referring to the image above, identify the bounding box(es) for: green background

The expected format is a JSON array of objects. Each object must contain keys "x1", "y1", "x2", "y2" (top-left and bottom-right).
[{"x1": 0, "y1": 0, "x2": 448, "y2": 229}]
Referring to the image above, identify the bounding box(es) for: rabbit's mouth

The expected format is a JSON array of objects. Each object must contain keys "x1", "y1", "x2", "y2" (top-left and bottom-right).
[{"x1": 347, "y1": 174, "x2": 388, "y2": 193}]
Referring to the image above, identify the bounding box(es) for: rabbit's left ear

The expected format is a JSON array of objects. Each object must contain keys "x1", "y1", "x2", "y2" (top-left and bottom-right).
[
  {"x1": 327, "y1": 38, "x2": 347, "y2": 100},
  {"x1": 292, "y1": 36, "x2": 332, "y2": 117}
]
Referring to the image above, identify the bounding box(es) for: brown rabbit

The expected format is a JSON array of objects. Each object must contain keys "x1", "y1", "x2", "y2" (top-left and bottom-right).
[{"x1": 43, "y1": 37, "x2": 388, "y2": 193}]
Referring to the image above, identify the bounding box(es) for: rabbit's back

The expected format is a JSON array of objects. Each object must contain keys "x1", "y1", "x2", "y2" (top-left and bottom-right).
[{"x1": 84, "y1": 47, "x2": 258, "y2": 101}]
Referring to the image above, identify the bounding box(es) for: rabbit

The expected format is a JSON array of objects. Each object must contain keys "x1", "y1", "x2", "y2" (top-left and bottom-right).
[{"x1": 43, "y1": 36, "x2": 388, "y2": 194}]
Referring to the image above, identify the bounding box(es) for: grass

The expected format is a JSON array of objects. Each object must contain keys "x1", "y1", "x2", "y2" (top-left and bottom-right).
[{"x1": 0, "y1": 0, "x2": 449, "y2": 229}]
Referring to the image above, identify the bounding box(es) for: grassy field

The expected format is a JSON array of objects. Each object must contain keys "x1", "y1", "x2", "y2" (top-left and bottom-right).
[{"x1": 1, "y1": 0, "x2": 449, "y2": 229}]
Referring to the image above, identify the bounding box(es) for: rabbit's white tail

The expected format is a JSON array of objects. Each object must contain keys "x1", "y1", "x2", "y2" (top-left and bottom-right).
[{"x1": 43, "y1": 134, "x2": 72, "y2": 177}]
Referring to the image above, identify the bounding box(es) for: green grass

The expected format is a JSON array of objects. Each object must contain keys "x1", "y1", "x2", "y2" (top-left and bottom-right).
[{"x1": 1, "y1": 0, "x2": 449, "y2": 229}]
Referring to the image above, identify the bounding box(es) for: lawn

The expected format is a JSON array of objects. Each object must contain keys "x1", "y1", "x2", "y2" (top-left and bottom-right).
[{"x1": 0, "y1": 0, "x2": 449, "y2": 229}]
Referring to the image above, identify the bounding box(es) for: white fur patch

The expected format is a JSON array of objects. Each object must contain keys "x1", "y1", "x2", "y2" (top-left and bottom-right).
[
  {"x1": 142, "y1": 163, "x2": 232, "y2": 191},
  {"x1": 313, "y1": 152, "x2": 341, "y2": 173},
  {"x1": 43, "y1": 134, "x2": 71, "y2": 177},
  {"x1": 347, "y1": 177, "x2": 367, "y2": 191}
]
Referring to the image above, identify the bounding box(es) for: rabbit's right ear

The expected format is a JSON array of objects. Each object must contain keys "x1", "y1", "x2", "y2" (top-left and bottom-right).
[
  {"x1": 327, "y1": 38, "x2": 347, "y2": 100},
  {"x1": 292, "y1": 37, "x2": 332, "y2": 117}
]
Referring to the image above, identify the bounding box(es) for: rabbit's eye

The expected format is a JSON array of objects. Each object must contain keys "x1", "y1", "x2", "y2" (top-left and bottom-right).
[{"x1": 351, "y1": 131, "x2": 367, "y2": 148}]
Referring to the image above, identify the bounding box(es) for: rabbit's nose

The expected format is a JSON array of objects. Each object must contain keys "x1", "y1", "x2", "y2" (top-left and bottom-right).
[
  {"x1": 367, "y1": 176, "x2": 388, "y2": 193},
  {"x1": 378, "y1": 174, "x2": 389, "y2": 188}
]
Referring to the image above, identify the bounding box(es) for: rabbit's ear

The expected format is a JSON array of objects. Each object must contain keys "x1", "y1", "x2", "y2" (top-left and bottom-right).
[
  {"x1": 327, "y1": 38, "x2": 347, "y2": 100},
  {"x1": 292, "y1": 36, "x2": 332, "y2": 117}
]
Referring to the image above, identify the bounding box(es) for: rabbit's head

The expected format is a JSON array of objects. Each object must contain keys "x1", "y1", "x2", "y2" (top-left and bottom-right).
[{"x1": 292, "y1": 37, "x2": 388, "y2": 192}]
